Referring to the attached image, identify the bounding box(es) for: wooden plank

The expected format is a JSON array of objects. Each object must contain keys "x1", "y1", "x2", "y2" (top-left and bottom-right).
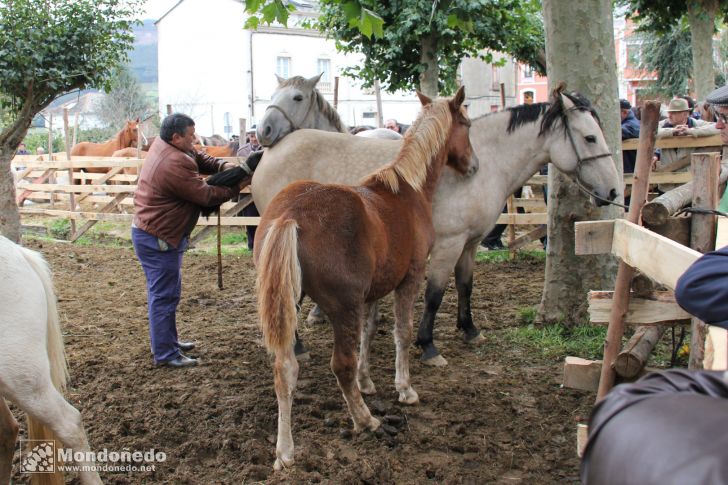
[
  {"x1": 494, "y1": 212, "x2": 547, "y2": 225},
  {"x1": 622, "y1": 134, "x2": 722, "y2": 150},
  {"x1": 72, "y1": 172, "x2": 138, "y2": 183},
  {"x1": 611, "y1": 219, "x2": 701, "y2": 290},
  {"x1": 19, "y1": 209, "x2": 133, "y2": 222},
  {"x1": 512, "y1": 198, "x2": 547, "y2": 210},
  {"x1": 574, "y1": 220, "x2": 615, "y2": 255},
  {"x1": 577, "y1": 424, "x2": 589, "y2": 458},
  {"x1": 563, "y1": 356, "x2": 601, "y2": 392},
  {"x1": 196, "y1": 216, "x2": 260, "y2": 226},
  {"x1": 71, "y1": 193, "x2": 128, "y2": 242},
  {"x1": 705, "y1": 326, "x2": 728, "y2": 370},
  {"x1": 75, "y1": 167, "x2": 125, "y2": 204},
  {"x1": 16, "y1": 169, "x2": 55, "y2": 205},
  {"x1": 507, "y1": 225, "x2": 547, "y2": 251},
  {"x1": 588, "y1": 291, "x2": 690, "y2": 325},
  {"x1": 21, "y1": 183, "x2": 138, "y2": 193},
  {"x1": 623, "y1": 172, "x2": 692, "y2": 185}
]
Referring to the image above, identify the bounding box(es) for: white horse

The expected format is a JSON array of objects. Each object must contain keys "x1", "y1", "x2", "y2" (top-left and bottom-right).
[
  {"x1": 256, "y1": 73, "x2": 400, "y2": 145},
  {"x1": 0, "y1": 237, "x2": 101, "y2": 485},
  {"x1": 252, "y1": 84, "x2": 621, "y2": 368}
]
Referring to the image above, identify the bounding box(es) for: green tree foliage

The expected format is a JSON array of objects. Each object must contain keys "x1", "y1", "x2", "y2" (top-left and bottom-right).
[
  {"x1": 638, "y1": 23, "x2": 693, "y2": 98},
  {"x1": 619, "y1": 0, "x2": 728, "y2": 34},
  {"x1": 244, "y1": 0, "x2": 544, "y2": 96},
  {"x1": 0, "y1": 0, "x2": 141, "y2": 241}
]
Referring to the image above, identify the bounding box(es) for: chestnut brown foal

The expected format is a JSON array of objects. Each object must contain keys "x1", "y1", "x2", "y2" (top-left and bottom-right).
[{"x1": 254, "y1": 86, "x2": 477, "y2": 470}]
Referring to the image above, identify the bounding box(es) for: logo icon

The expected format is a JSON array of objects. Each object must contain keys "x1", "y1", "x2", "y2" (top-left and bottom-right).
[{"x1": 20, "y1": 440, "x2": 56, "y2": 473}]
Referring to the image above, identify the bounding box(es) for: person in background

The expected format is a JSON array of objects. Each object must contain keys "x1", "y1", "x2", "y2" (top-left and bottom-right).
[
  {"x1": 619, "y1": 99, "x2": 640, "y2": 174},
  {"x1": 132, "y1": 113, "x2": 243, "y2": 368},
  {"x1": 385, "y1": 118, "x2": 409, "y2": 135},
  {"x1": 16, "y1": 143, "x2": 30, "y2": 155},
  {"x1": 35, "y1": 146, "x2": 45, "y2": 156},
  {"x1": 236, "y1": 125, "x2": 261, "y2": 251}
]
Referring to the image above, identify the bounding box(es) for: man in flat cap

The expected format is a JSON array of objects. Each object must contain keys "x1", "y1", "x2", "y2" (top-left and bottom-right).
[
  {"x1": 706, "y1": 84, "x2": 728, "y2": 145},
  {"x1": 654, "y1": 97, "x2": 720, "y2": 191}
]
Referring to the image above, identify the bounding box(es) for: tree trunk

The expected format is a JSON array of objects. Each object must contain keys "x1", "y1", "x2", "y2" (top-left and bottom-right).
[
  {"x1": 539, "y1": 0, "x2": 622, "y2": 325},
  {"x1": 0, "y1": 148, "x2": 21, "y2": 243},
  {"x1": 688, "y1": 0, "x2": 718, "y2": 101},
  {"x1": 419, "y1": 33, "x2": 439, "y2": 98}
]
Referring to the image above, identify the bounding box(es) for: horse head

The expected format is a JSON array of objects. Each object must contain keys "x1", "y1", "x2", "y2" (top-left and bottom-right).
[
  {"x1": 542, "y1": 84, "x2": 620, "y2": 206},
  {"x1": 416, "y1": 86, "x2": 478, "y2": 177},
  {"x1": 257, "y1": 73, "x2": 329, "y2": 147},
  {"x1": 122, "y1": 118, "x2": 141, "y2": 148}
]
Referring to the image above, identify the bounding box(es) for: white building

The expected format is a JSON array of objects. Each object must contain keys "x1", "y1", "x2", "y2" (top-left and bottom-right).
[{"x1": 155, "y1": 0, "x2": 422, "y2": 137}]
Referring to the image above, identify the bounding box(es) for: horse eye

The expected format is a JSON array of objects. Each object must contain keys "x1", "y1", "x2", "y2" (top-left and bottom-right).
[
  {"x1": 293, "y1": 94, "x2": 303, "y2": 102},
  {"x1": 585, "y1": 135, "x2": 597, "y2": 143}
]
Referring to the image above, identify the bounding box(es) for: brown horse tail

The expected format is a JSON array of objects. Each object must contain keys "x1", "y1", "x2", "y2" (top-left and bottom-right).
[{"x1": 256, "y1": 218, "x2": 302, "y2": 354}]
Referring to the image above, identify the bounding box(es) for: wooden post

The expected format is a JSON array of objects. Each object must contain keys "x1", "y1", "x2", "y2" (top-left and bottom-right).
[
  {"x1": 47, "y1": 114, "x2": 55, "y2": 206},
  {"x1": 499, "y1": 82, "x2": 506, "y2": 109},
  {"x1": 166, "y1": 104, "x2": 172, "y2": 115},
  {"x1": 136, "y1": 122, "x2": 143, "y2": 158},
  {"x1": 239, "y1": 118, "x2": 246, "y2": 143},
  {"x1": 333, "y1": 76, "x2": 340, "y2": 110},
  {"x1": 217, "y1": 211, "x2": 223, "y2": 290},
  {"x1": 688, "y1": 152, "x2": 721, "y2": 369},
  {"x1": 72, "y1": 111, "x2": 79, "y2": 147},
  {"x1": 596, "y1": 101, "x2": 660, "y2": 402},
  {"x1": 374, "y1": 79, "x2": 383, "y2": 128},
  {"x1": 63, "y1": 108, "x2": 77, "y2": 236}
]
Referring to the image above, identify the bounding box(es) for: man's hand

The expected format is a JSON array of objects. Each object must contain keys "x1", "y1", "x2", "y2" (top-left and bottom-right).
[{"x1": 672, "y1": 125, "x2": 689, "y2": 136}]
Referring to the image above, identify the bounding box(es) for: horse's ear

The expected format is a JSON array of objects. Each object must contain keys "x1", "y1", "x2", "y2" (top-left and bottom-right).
[
  {"x1": 551, "y1": 81, "x2": 567, "y2": 100},
  {"x1": 306, "y1": 72, "x2": 324, "y2": 88},
  {"x1": 451, "y1": 85, "x2": 466, "y2": 109},
  {"x1": 416, "y1": 91, "x2": 432, "y2": 106},
  {"x1": 560, "y1": 92, "x2": 575, "y2": 111},
  {"x1": 275, "y1": 74, "x2": 285, "y2": 85}
]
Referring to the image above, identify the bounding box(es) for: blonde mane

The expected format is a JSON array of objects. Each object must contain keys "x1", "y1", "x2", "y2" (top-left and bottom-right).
[
  {"x1": 369, "y1": 99, "x2": 452, "y2": 193},
  {"x1": 279, "y1": 76, "x2": 347, "y2": 133}
]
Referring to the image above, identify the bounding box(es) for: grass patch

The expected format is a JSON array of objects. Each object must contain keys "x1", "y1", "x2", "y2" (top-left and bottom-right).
[
  {"x1": 48, "y1": 218, "x2": 71, "y2": 239},
  {"x1": 518, "y1": 306, "x2": 539, "y2": 325},
  {"x1": 475, "y1": 249, "x2": 546, "y2": 264},
  {"x1": 502, "y1": 323, "x2": 607, "y2": 360}
]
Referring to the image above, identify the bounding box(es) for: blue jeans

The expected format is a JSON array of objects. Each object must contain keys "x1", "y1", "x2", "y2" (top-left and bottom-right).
[{"x1": 132, "y1": 227, "x2": 189, "y2": 363}]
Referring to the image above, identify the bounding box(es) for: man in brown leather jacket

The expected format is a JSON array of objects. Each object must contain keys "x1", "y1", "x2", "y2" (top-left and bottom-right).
[{"x1": 132, "y1": 113, "x2": 241, "y2": 368}]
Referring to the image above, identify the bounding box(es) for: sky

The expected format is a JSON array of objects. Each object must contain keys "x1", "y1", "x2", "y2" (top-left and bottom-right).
[{"x1": 140, "y1": 0, "x2": 179, "y2": 20}]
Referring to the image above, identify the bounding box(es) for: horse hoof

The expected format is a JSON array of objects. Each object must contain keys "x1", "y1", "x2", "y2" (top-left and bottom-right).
[
  {"x1": 358, "y1": 377, "x2": 377, "y2": 395},
  {"x1": 273, "y1": 456, "x2": 294, "y2": 471},
  {"x1": 353, "y1": 416, "x2": 381, "y2": 433},
  {"x1": 421, "y1": 354, "x2": 448, "y2": 367},
  {"x1": 398, "y1": 388, "x2": 419, "y2": 405},
  {"x1": 464, "y1": 331, "x2": 486, "y2": 345}
]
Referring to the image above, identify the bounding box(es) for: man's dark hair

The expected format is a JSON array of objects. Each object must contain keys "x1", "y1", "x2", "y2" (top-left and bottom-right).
[{"x1": 160, "y1": 113, "x2": 195, "y2": 143}]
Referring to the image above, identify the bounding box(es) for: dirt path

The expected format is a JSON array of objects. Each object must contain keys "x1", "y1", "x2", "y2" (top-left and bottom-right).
[{"x1": 10, "y1": 241, "x2": 592, "y2": 484}]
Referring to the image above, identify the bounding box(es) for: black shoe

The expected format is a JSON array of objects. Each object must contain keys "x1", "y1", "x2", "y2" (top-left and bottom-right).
[
  {"x1": 156, "y1": 355, "x2": 199, "y2": 368},
  {"x1": 178, "y1": 341, "x2": 196, "y2": 352}
]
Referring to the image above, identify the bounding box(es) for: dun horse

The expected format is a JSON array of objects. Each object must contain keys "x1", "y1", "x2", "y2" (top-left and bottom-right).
[
  {"x1": 254, "y1": 87, "x2": 477, "y2": 470},
  {"x1": 0, "y1": 237, "x2": 101, "y2": 485},
  {"x1": 252, "y1": 84, "x2": 621, "y2": 366}
]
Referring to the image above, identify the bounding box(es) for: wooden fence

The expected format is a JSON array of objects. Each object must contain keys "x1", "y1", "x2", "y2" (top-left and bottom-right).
[{"x1": 11, "y1": 134, "x2": 723, "y2": 244}]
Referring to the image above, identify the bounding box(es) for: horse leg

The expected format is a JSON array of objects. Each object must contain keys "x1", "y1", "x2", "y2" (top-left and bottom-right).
[
  {"x1": 8, "y1": 383, "x2": 101, "y2": 485},
  {"x1": 393, "y1": 277, "x2": 420, "y2": 404},
  {"x1": 329, "y1": 306, "x2": 380, "y2": 433},
  {"x1": 306, "y1": 303, "x2": 327, "y2": 324},
  {"x1": 455, "y1": 244, "x2": 485, "y2": 344},
  {"x1": 0, "y1": 398, "x2": 18, "y2": 484},
  {"x1": 272, "y1": 343, "x2": 299, "y2": 470},
  {"x1": 415, "y1": 243, "x2": 465, "y2": 367},
  {"x1": 357, "y1": 302, "x2": 379, "y2": 395}
]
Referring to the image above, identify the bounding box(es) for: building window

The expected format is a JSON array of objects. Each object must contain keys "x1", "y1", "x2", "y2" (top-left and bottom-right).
[
  {"x1": 491, "y1": 65, "x2": 500, "y2": 91},
  {"x1": 317, "y1": 58, "x2": 332, "y2": 92},
  {"x1": 626, "y1": 42, "x2": 642, "y2": 68},
  {"x1": 276, "y1": 56, "x2": 291, "y2": 79},
  {"x1": 523, "y1": 91, "x2": 534, "y2": 105},
  {"x1": 523, "y1": 65, "x2": 534, "y2": 79}
]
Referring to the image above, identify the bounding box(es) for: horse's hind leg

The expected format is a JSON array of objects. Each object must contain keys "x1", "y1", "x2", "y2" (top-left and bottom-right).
[
  {"x1": 393, "y1": 275, "x2": 421, "y2": 404},
  {"x1": 11, "y1": 383, "x2": 101, "y2": 485},
  {"x1": 330, "y1": 306, "x2": 380, "y2": 432},
  {"x1": 455, "y1": 244, "x2": 485, "y2": 344},
  {"x1": 273, "y1": 344, "x2": 299, "y2": 470},
  {"x1": 0, "y1": 398, "x2": 19, "y2": 484},
  {"x1": 357, "y1": 302, "x2": 379, "y2": 394}
]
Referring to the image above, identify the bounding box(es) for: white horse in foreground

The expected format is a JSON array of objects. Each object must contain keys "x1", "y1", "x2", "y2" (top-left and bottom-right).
[{"x1": 0, "y1": 236, "x2": 100, "y2": 485}]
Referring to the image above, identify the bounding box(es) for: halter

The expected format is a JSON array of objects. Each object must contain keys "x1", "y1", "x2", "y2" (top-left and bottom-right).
[
  {"x1": 265, "y1": 91, "x2": 317, "y2": 132},
  {"x1": 562, "y1": 108, "x2": 628, "y2": 210}
]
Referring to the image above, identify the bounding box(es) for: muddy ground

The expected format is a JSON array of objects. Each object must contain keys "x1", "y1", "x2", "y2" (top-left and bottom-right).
[{"x1": 10, "y1": 240, "x2": 594, "y2": 484}]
